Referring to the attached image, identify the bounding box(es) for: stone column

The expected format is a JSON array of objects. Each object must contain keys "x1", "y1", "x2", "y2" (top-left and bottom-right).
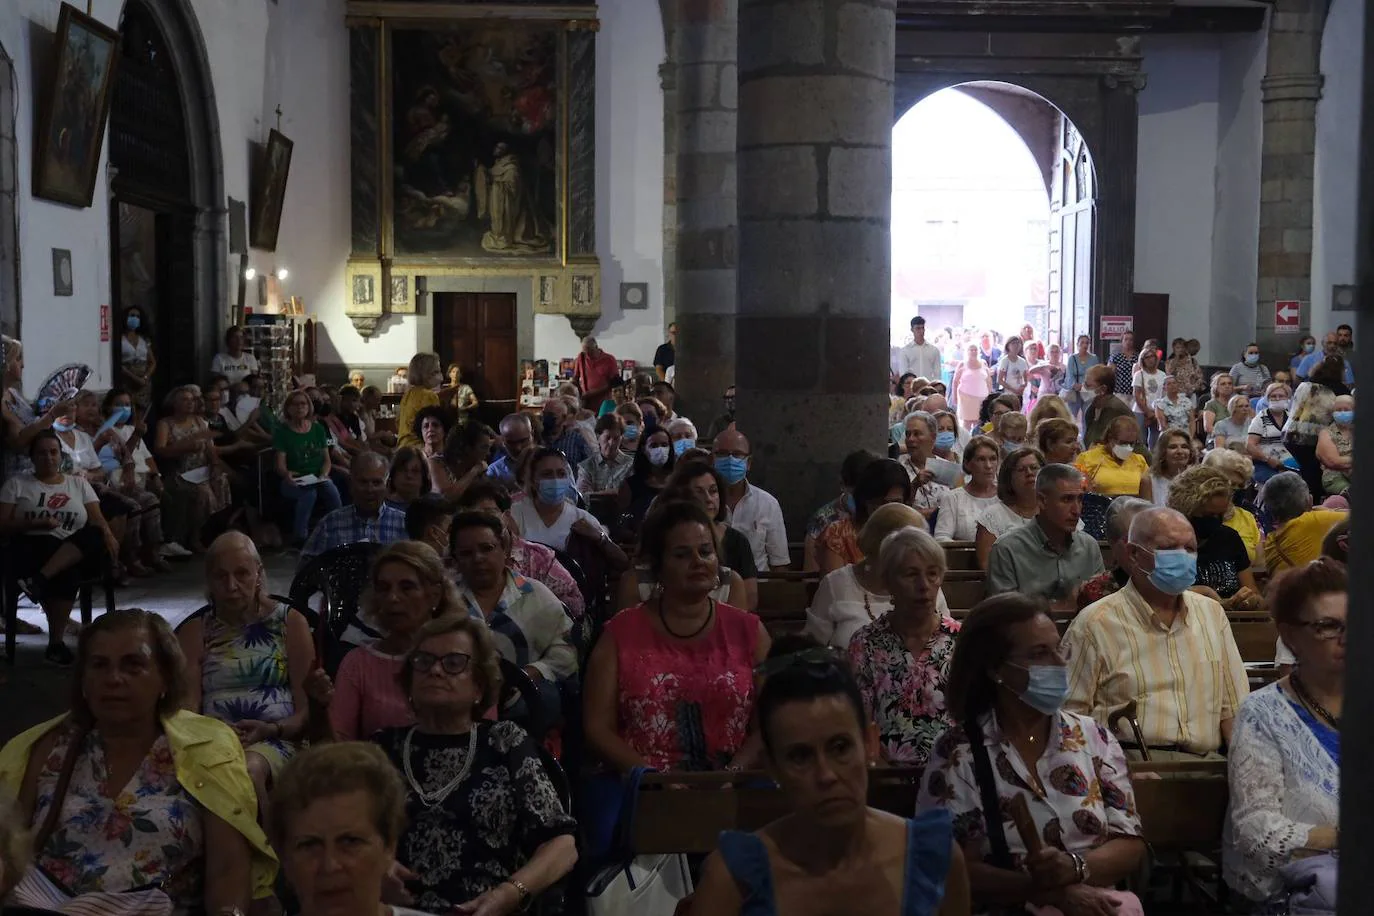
[
  {"x1": 660, "y1": 59, "x2": 679, "y2": 328},
  {"x1": 671, "y1": 0, "x2": 738, "y2": 416},
  {"x1": 734, "y1": 0, "x2": 895, "y2": 531},
  {"x1": 1254, "y1": 0, "x2": 1329, "y2": 360}
]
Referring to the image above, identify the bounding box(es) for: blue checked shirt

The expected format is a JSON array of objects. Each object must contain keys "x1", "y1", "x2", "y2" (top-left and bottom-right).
[
  {"x1": 544, "y1": 428, "x2": 593, "y2": 467},
  {"x1": 300, "y1": 504, "x2": 409, "y2": 565}
]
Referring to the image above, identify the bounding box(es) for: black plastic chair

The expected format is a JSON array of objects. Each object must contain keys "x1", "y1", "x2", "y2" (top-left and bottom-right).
[
  {"x1": 173, "y1": 594, "x2": 317, "y2": 636},
  {"x1": 498, "y1": 657, "x2": 552, "y2": 745},
  {"x1": 288, "y1": 542, "x2": 383, "y2": 674},
  {"x1": 3, "y1": 546, "x2": 116, "y2": 665}
]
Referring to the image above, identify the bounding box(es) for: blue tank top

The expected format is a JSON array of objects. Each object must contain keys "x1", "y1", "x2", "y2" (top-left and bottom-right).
[{"x1": 718, "y1": 808, "x2": 953, "y2": 916}]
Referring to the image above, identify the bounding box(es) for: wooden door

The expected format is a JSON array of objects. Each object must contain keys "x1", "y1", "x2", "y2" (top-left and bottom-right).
[
  {"x1": 1050, "y1": 115, "x2": 1096, "y2": 353},
  {"x1": 434, "y1": 292, "x2": 518, "y2": 403},
  {"x1": 1129, "y1": 293, "x2": 1170, "y2": 356}
]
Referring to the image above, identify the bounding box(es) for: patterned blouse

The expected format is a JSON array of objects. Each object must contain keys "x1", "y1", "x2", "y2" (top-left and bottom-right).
[
  {"x1": 817, "y1": 517, "x2": 863, "y2": 568},
  {"x1": 847, "y1": 613, "x2": 961, "y2": 769},
  {"x1": 917, "y1": 710, "x2": 1142, "y2": 868},
  {"x1": 31, "y1": 725, "x2": 204, "y2": 909},
  {"x1": 199, "y1": 602, "x2": 297, "y2": 770},
  {"x1": 375, "y1": 721, "x2": 576, "y2": 912}
]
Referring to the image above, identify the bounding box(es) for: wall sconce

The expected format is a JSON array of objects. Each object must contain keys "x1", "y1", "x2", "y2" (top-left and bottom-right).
[
  {"x1": 244, "y1": 267, "x2": 257, "y2": 281},
  {"x1": 275, "y1": 268, "x2": 289, "y2": 281}
]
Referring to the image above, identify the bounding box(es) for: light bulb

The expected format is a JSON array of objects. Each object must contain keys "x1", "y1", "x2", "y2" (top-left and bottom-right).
[
  {"x1": 276, "y1": 268, "x2": 289, "y2": 280},
  {"x1": 244, "y1": 267, "x2": 257, "y2": 281}
]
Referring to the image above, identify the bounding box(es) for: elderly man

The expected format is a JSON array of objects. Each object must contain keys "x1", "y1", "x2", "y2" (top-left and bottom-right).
[
  {"x1": 899, "y1": 411, "x2": 961, "y2": 505},
  {"x1": 1063, "y1": 506, "x2": 1249, "y2": 759},
  {"x1": 1261, "y1": 471, "x2": 1346, "y2": 574},
  {"x1": 987, "y1": 464, "x2": 1104, "y2": 606},
  {"x1": 486, "y1": 413, "x2": 536, "y2": 489},
  {"x1": 899, "y1": 316, "x2": 944, "y2": 381},
  {"x1": 713, "y1": 427, "x2": 790, "y2": 571},
  {"x1": 1295, "y1": 331, "x2": 1355, "y2": 384},
  {"x1": 1075, "y1": 496, "x2": 1152, "y2": 609},
  {"x1": 299, "y1": 452, "x2": 407, "y2": 566},
  {"x1": 576, "y1": 413, "x2": 633, "y2": 496},
  {"x1": 573, "y1": 336, "x2": 620, "y2": 410},
  {"x1": 539, "y1": 396, "x2": 592, "y2": 467}
]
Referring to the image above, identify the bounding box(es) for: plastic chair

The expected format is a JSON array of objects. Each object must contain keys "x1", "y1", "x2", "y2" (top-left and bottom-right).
[
  {"x1": 3, "y1": 546, "x2": 116, "y2": 665},
  {"x1": 288, "y1": 542, "x2": 383, "y2": 673},
  {"x1": 498, "y1": 657, "x2": 550, "y2": 744}
]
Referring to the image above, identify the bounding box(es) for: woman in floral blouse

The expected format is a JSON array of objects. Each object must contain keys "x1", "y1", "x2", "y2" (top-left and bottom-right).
[
  {"x1": 847, "y1": 525, "x2": 960, "y2": 769},
  {"x1": 917, "y1": 594, "x2": 1146, "y2": 915}
]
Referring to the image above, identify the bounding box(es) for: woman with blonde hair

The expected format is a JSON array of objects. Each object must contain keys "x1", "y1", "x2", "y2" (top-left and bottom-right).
[
  {"x1": 1035, "y1": 417, "x2": 1081, "y2": 466},
  {"x1": 807, "y1": 502, "x2": 952, "y2": 649},
  {"x1": 1167, "y1": 465, "x2": 1262, "y2": 611},
  {"x1": 1203, "y1": 447, "x2": 1265, "y2": 567},
  {"x1": 1027, "y1": 393, "x2": 1072, "y2": 430},
  {"x1": 304, "y1": 541, "x2": 461, "y2": 741},
  {"x1": 1211, "y1": 394, "x2": 1253, "y2": 451},
  {"x1": 396, "y1": 352, "x2": 443, "y2": 450},
  {"x1": 1151, "y1": 427, "x2": 1196, "y2": 508}
]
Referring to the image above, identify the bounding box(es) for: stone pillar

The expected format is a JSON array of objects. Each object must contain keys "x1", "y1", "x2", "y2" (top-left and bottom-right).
[
  {"x1": 734, "y1": 0, "x2": 895, "y2": 531},
  {"x1": 1254, "y1": 0, "x2": 1329, "y2": 361},
  {"x1": 660, "y1": 59, "x2": 679, "y2": 328},
  {"x1": 671, "y1": 0, "x2": 738, "y2": 416}
]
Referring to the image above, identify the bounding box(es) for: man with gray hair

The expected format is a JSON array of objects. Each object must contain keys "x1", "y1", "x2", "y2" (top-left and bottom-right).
[
  {"x1": 1075, "y1": 496, "x2": 1153, "y2": 609},
  {"x1": 986, "y1": 464, "x2": 1104, "y2": 606},
  {"x1": 485, "y1": 412, "x2": 535, "y2": 490},
  {"x1": 299, "y1": 451, "x2": 407, "y2": 565},
  {"x1": 1262, "y1": 471, "x2": 1346, "y2": 575},
  {"x1": 899, "y1": 410, "x2": 962, "y2": 503},
  {"x1": 1064, "y1": 506, "x2": 1248, "y2": 759},
  {"x1": 574, "y1": 335, "x2": 620, "y2": 410}
]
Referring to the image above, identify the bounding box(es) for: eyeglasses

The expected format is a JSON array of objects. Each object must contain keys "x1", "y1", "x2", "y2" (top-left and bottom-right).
[
  {"x1": 409, "y1": 651, "x2": 472, "y2": 675},
  {"x1": 753, "y1": 646, "x2": 843, "y2": 678},
  {"x1": 1295, "y1": 618, "x2": 1346, "y2": 641}
]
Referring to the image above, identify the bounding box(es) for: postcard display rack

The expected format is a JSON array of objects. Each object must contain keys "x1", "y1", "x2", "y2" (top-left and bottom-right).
[{"x1": 242, "y1": 317, "x2": 294, "y2": 411}]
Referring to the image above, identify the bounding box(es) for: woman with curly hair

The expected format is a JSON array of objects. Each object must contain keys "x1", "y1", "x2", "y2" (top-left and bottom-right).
[
  {"x1": 1150, "y1": 427, "x2": 1196, "y2": 509},
  {"x1": 1167, "y1": 465, "x2": 1262, "y2": 611},
  {"x1": 1203, "y1": 448, "x2": 1265, "y2": 568}
]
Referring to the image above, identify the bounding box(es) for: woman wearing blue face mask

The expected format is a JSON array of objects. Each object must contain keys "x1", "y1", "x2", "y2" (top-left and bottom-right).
[
  {"x1": 918, "y1": 594, "x2": 1147, "y2": 916},
  {"x1": 666, "y1": 416, "x2": 698, "y2": 456},
  {"x1": 616, "y1": 428, "x2": 677, "y2": 533},
  {"x1": 510, "y1": 448, "x2": 628, "y2": 574},
  {"x1": 1229, "y1": 343, "x2": 1272, "y2": 400},
  {"x1": 1289, "y1": 335, "x2": 1317, "y2": 373},
  {"x1": 1317, "y1": 393, "x2": 1353, "y2": 496},
  {"x1": 118, "y1": 306, "x2": 157, "y2": 412}
]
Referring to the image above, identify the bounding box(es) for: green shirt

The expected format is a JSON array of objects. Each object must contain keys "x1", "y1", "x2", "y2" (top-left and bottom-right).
[{"x1": 274, "y1": 421, "x2": 328, "y2": 476}]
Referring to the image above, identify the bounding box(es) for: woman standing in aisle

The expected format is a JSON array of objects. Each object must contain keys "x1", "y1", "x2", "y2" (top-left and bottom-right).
[
  {"x1": 119, "y1": 306, "x2": 157, "y2": 412},
  {"x1": 952, "y1": 344, "x2": 992, "y2": 431}
]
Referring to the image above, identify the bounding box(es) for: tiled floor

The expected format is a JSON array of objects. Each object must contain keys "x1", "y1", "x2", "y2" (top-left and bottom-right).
[{"x1": 0, "y1": 552, "x2": 299, "y2": 742}]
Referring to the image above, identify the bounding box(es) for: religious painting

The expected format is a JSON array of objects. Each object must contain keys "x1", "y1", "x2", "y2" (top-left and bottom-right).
[
  {"x1": 32, "y1": 3, "x2": 121, "y2": 208},
  {"x1": 250, "y1": 130, "x2": 294, "y2": 251},
  {"x1": 391, "y1": 24, "x2": 558, "y2": 259}
]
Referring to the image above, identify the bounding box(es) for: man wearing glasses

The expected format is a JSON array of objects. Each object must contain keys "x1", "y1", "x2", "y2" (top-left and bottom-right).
[{"x1": 485, "y1": 413, "x2": 536, "y2": 490}]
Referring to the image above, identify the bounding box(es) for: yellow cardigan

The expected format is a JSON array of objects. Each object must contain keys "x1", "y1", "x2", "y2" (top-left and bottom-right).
[{"x1": 0, "y1": 709, "x2": 279, "y2": 900}]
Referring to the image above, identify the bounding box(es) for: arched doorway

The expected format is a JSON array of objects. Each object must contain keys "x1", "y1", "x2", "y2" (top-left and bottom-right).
[
  {"x1": 108, "y1": 0, "x2": 223, "y2": 396},
  {"x1": 0, "y1": 44, "x2": 16, "y2": 338}
]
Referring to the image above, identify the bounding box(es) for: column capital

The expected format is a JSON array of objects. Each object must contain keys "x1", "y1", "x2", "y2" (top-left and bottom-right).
[
  {"x1": 1102, "y1": 72, "x2": 1148, "y2": 94},
  {"x1": 1262, "y1": 73, "x2": 1325, "y2": 103}
]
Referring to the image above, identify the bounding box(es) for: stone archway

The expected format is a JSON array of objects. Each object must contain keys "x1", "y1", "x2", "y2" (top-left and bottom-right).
[
  {"x1": 110, "y1": 0, "x2": 224, "y2": 385},
  {"x1": 0, "y1": 44, "x2": 16, "y2": 338}
]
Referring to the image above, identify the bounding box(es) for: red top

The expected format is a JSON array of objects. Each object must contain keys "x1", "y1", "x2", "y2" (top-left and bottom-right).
[
  {"x1": 606, "y1": 602, "x2": 760, "y2": 771},
  {"x1": 575, "y1": 350, "x2": 621, "y2": 396}
]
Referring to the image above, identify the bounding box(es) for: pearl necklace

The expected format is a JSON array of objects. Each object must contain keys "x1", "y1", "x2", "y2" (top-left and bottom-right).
[{"x1": 402, "y1": 726, "x2": 478, "y2": 808}]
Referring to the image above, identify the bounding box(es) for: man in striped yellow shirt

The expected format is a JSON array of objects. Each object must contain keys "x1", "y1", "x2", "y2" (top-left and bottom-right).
[{"x1": 1062, "y1": 507, "x2": 1249, "y2": 759}]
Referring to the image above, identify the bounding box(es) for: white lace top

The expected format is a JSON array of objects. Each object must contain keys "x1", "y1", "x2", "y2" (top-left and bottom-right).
[{"x1": 1223, "y1": 682, "x2": 1340, "y2": 902}]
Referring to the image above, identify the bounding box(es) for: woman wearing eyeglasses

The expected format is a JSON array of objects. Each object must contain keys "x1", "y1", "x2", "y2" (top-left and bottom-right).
[
  {"x1": 372, "y1": 614, "x2": 577, "y2": 915},
  {"x1": 1224, "y1": 558, "x2": 1344, "y2": 905},
  {"x1": 918, "y1": 594, "x2": 1147, "y2": 916}
]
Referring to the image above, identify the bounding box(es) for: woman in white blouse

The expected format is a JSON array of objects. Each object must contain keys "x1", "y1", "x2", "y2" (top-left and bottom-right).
[
  {"x1": 1225, "y1": 557, "x2": 1343, "y2": 904},
  {"x1": 973, "y1": 446, "x2": 1043, "y2": 570},
  {"x1": 933, "y1": 436, "x2": 1000, "y2": 542},
  {"x1": 803, "y1": 503, "x2": 949, "y2": 649}
]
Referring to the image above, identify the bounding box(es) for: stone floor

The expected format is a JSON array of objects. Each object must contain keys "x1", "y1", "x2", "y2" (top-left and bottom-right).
[{"x1": 0, "y1": 552, "x2": 299, "y2": 743}]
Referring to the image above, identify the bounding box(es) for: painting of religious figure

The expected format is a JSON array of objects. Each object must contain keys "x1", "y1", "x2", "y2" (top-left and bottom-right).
[
  {"x1": 33, "y1": 4, "x2": 121, "y2": 208},
  {"x1": 391, "y1": 24, "x2": 557, "y2": 259}
]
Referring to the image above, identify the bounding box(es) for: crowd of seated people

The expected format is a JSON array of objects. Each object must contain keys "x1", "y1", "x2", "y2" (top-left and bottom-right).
[{"x1": 0, "y1": 328, "x2": 1357, "y2": 915}]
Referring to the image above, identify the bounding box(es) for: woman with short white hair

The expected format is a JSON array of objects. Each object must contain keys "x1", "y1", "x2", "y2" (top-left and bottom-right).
[
  {"x1": 846, "y1": 526, "x2": 960, "y2": 767},
  {"x1": 665, "y1": 416, "x2": 698, "y2": 457}
]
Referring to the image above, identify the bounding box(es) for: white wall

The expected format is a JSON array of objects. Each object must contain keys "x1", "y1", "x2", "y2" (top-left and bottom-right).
[
  {"x1": 1311, "y1": 0, "x2": 1364, "y2": 336},
  {"x1": 1210, "y1": 27, "x2": 1266, "y2": 365},
  {"x1": 1135, "y1": 35, "x2": 1222, "y2": 359},
  {"x1": 534, "y1": 0, "x2": 666, "y2": 368}
]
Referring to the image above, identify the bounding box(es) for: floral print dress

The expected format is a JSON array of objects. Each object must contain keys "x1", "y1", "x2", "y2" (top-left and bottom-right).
[
  {"x1": 200, "y1": 602, "x2": 297, "y2": 773},
  {"x1": 31, "y1": 724, "x2": 204, "y2": 910},
  {"x1": 847, "y1": 613, "x2": 961, "y2": 770}
]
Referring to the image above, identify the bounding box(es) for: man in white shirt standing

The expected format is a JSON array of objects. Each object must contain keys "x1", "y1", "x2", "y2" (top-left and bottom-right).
[
  {"x1": 899, "y1": 316, "x2": 944, "y2": 381},
  {"x1": 713, "y1": 427, "x2": 791, "y2": 570}
]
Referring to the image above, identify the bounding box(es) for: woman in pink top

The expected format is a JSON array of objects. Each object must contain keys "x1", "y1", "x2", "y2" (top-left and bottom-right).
[
  {"x1": 584, "y1": 500, "x2": 771, "y2": 772},
  {"x1": 305, "y1": 541, "x2": 463, "y2": 740},
  {"x1": 952, "y1": 343, "x2": 993, "y2": 431}
]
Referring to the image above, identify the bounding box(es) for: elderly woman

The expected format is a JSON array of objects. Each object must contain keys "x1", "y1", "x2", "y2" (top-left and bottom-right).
[
  {"x1": 1076, "y1": 416, "x2": 1151, "y2": 537},
  {"x1": 1203, "y1": 448, "x2": 1265, "y2": 567},
  {"x1": 1035, "y1": 417, "x2": 1081, "y2": 467},
  {"x1": 1151, "y1": 427, "x2": 1195, "y2": 509},
  {"x1": 1167, "y1": 466, "x2": 1262, "y2": 611},
  {"x1": 902, "y1": 410, "x2": 961, "y2": 504},
  {"x1": 155, "y1": 384, "x2": 232, "y2": 553},
  {"x1": 614, "y1": 400, "x2": 644, "y2": 456},
  {"x1": 1210, "y1": 394, "x2": 1253, "y2": 451},
  {"x1": 1282, "y1": 373, "x2": 1338, "y2": 498},
  {"x1": 373, "y1": 615, "x2": 578, "y2": 913},
  {"x1": 847, "y1": 527, "x2": 960, "y2": 768},
  {"x1": 689, "y1": 638, "x2": 971, "y2": 916},
  {"x1": 396, "y1": 352, "x2": 443, "y2": 450},
  {"x1": 1247, "y1": 381, "x2": 1295, "y2": 484},
  {"x1": 807, "y1": 504, "x2": 951, "y2": 650},
  {"x1": 178, "y1": 532, "x2": 315, "y2": 821},
  {"x1": 585, "y1": 500, "x2": 771, "y2": 772},
  {"x1": 305, "y1": 542, "x2": 460, "y2": 741},
  {"x1": 272, "y1": 388, "x2": 343, "y2": 546},
  {"x1": 934, "y1": 436, "x2": 1001, "y2": 542},
  {"x1": 0, "y1": 431, "x2": 120, "y2": 665},
  {"x1": 0, "y1": 609, "x2": 276, "y2": 912},
  {"x1": 818, "y1": 457, "x2": 912, "y2": 572},
  {"x1": 1317, "y1": 394, "x2": 1353, "y2": 495},
  {"x1": 973, "y1": 446, "x2": 1043, "y2": 570},
  {"x1": 1202, "y1": 371, "x2": 1238, "y2": 437},
  {"x1": 1027, "y1": 393, "x2": 1073, "y2": 431},
  {"x1": 1224, "y1": 559, "x2": 1343, "y2": 905},
  {"x1": 1153, "y1": 374, "x2": 1195, "y2": 434},
  {"x1": 666, "y1": 415, "x2": 699, "y2": 457},
  {"x1": 1261, "y1": 472, "x2": 1347, "y2": 575},
  {"x1": 385, "y1": 446, "x2": 432, "y2": 512},
  {"x1": 1082, "y1": 364, "x2": 1135, "y2": 449},
  {"x1": 918, "y1": 595, "x2": 1147, "y2": 916}
]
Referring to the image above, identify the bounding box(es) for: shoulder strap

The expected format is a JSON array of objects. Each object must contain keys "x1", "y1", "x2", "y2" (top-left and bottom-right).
[
  {"x1": 718, "y1": 830, "x2": 776, "y2": 915},
  {"x1": 966, "y1": 719, "x2": 1015, "y2": 871},
  {"x1": 902, "y1": 810, "x2": 953, "y2": 916},
  {"x1": 31, "y1": 722, "x2": 90, "y2": 857}
]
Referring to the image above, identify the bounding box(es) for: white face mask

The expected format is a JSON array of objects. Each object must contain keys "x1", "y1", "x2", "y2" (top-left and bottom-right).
[
  {"x1": 1112, "y1": 444, "x2": 1135, "y2": 461},
  {"x1": 647, "y1": 446, "x2": 671, "y2": 467}
]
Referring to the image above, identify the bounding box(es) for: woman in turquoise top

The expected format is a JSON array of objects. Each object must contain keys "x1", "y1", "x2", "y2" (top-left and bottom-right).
[
  {"x1": 686, "y1": 637, "x2": 970, "y2": 916},
  {"x1": 272, "y1": 389, "x2": 342, "y2": 544}
]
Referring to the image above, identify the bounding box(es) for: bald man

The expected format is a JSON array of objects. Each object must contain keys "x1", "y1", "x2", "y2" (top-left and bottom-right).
[
  {"x1": 299, "y1": 451, "x2": 408, "y2": 565},
  {"x1": 712, "y1": 427, "x2": 790, "y2": 570}
]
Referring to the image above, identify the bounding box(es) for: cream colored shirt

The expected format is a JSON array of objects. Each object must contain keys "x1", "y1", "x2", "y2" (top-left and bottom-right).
[{"x1": 1062, "y1": 581, "x2": 1249, "y2": 753}]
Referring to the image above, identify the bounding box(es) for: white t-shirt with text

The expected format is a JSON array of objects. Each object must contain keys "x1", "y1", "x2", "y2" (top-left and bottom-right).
[{"x1": 0, "y1": 473, "x2": 98, "y2": 539}]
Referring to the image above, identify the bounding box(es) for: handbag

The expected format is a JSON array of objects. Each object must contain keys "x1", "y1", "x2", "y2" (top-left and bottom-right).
[
  {"x1": 585, "y1": 767, "x2": 695, "y2": 916},
  {"x1": 1259, "y1": 852, "x2": 1338, "y2": 914}
]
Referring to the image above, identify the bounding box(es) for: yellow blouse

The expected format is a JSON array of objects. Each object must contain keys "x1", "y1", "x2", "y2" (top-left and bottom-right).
[
  {"x1": 1075, "y1": 445, "x2": 1149, "y2": 497},
  {"x1": 396, "y1": 385, "x2": 440, "y2": 450},
  {"x1": 1225, "y1": 506, "x2": 1262, "y2": 564}
]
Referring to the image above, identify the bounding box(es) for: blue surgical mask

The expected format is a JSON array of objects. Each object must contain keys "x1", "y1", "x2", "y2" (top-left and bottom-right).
[
  {"x1": 844, "y1": 493, "x2": 856, "y2": 515},
  {"x1": 537, "y1": 477, "x2": 572, "y2": 505},
  {"x1": 1142, "y1": 547, "x2": 1198, "y2": 596},
  {"x1": 1304, "y1": 342, "x2": 1317, "y2": 354},
  {"x1": 623, "y1": 424, "x2": 640, "y2": 440},
  {"x1": 935, "y1": 431, "x2": 957, "y2": 451},
  {"x1": 126, "y1": 315, "x2": 141, "y2": 331},
  {"x1": 715, "y1": 455, "x2": 748, "y2": 485},
  {"x1": 1244, "y1": 353, "x2": 1259, "y2": 366},
  {"x1": 52, "y1": 418, "x2": 74, "y2": 433},
  {"x1": 109, "y1": 406, "x2": 132, "y2": 426},
  {"x1": 1002, "y1": 440, "x2": 1022, "y2": 454},
  {"x1": 1334, "y1": 410, "x2": 1354, "y2": 426},
  {"x1": 1013, "y1": 664, "x2": 1070, "y2": 716},
  {"x1": 891, "y1": 422, "x2": 905, "y2": 447},
  {"x1": 673, "y1": 438, "x2": 693, "y2": 456}
]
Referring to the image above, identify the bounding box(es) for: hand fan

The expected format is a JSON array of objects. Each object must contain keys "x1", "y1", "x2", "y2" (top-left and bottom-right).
[{"x1": 34, "y1": 363, "x2": 92, "y2": 411}]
